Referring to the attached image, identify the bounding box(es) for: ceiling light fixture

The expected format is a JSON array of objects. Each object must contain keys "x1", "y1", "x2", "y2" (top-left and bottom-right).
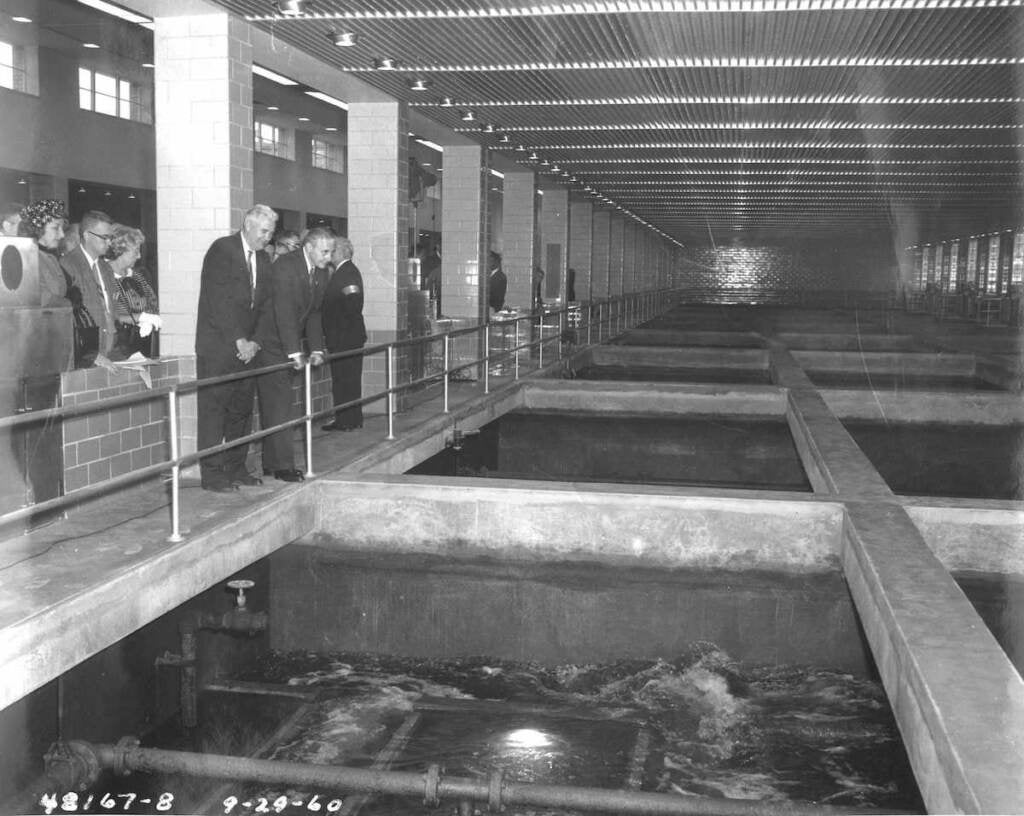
[
  {"x1": 330, "y1": 30, "x2": 358, "y2": 47},
  {"x1": 550, "y1": 164, "x2": 560, "y2": 172},
  {"x1": 305, "y1": 90, "x2": 349, "y2": 110},
  {"x1": 514, "y1": 144, "x2": 526, "y2": 152},
  {"x1": 266, "y1": 105, "x2": 279, "y2": 111},
  {"x1": 141, "y1": 62, "x2": 154, "y2": 68},
  {"x1": 276, "y1": 0, "x2": 310, "y2": 16},
  {"x1": 12, "y1": 16, "x2": 32, "y2": 22},
  {"x1": 83, "y1": 42, "x2": 100, "y2": 48},
  {"x1": 499, "y1": 134, "x2": 510, "y2": 143},
  {"x1": 76, "y1": 0, "x2": 151, "y2": 25},
  {"x1": 461, "y1": 110, "x2": 475, "y2": 122},
  {"x1": 298, "y1": 116, "x2": 310, "y2": 121},
  {"x1": 409, "y1": 78, "x2": 432, "y2": 91},
  {"x1": 528, "y1": 151, "x2": 539, "y2": 160},
  {"x1": 17, "y1": 178, "x2": 27, "y2": 185},
  {"x1": 440, "y1": 97, "x2": 454, "y2": 107},
  {"x1": 481, "y1": 123, "x2": 494, "y2": 133},
  {"x1": 253, "y1": 64, "x2": 299, "y2": 85},
  {"x1": 372, "y1": 57, "x2": 398, "y2": 70}
]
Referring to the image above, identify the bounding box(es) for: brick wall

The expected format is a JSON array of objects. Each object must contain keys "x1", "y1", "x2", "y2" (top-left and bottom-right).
[{"x1": 62, "y1": 360, "x2": 184, "y2": 493}]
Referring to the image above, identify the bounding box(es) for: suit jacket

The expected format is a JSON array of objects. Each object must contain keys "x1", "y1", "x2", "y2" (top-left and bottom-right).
[
  {"x1": 61, "y1": 245, "x2": 120, "y2": 356},
  {"x1": 195, "y1": 233, "x2": 272, "y2": 364},
  {"x1": 254, "y1": 249, "x2": 328, "y2": 362},
  {"x1": 322, "y1": 260, "x2": 367, "y2": 350}
]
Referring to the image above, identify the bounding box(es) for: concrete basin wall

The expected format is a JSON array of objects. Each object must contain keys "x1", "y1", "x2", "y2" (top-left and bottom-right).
[
  {"x1": 904, "y1": 504, "x2": 1024, "y2": 575},
  {"x1": 587, "y1": 344, "x2": 770, "y2": 369},
  {"x1": 820, "y1": 390, "x2": 1024, "y2": 425},
  {"x1": 314, "y1": 477, "x2": 844, "y2": 571},
  {"x1": 777, "y1": 333, "x2": 925, "y2": 352},
  {"x1": 521, "y1": 380, "x2": 789, "y2": 416},
  {"x1": 791, "y1": 350, "x2": 975, "y2": 374}
]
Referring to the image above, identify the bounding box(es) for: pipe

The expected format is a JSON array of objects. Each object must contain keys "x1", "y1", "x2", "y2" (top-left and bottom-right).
[{"x1": 54, "y1": 740, "x2": 910, "y2": 816}]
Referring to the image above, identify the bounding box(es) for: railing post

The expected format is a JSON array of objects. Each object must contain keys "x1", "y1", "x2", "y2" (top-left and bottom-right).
[
  {"x1": 443, "y1": 334, "x2": 450, "y2": 413},
  {"x1": 483, "y1": 323, "x2": 490, "y2": 394},
  {"x1": 304, "y1": 359, "x2": 314, "y2": 479},
  {"x1": 587, "y1": 302, "x2": 592, "y2": 346},
  {"x1": 538, "y1": 311, "x2": 545, "y2": 368},
  {"x1": 514, "y1": 317, "x2": 520, "y2": 380},
  {"x1": 597, "y1": 302, "x2": 603, "y2": 343},
  {"x1": 166, "y1": 388, "x2": 183, "y2": 543},
  {"x1": 386, "y1": 345, "x2": 395, "y2": 440},
  {"x1": 558, "y1": 309, "x2": 566, "y2": 360}
]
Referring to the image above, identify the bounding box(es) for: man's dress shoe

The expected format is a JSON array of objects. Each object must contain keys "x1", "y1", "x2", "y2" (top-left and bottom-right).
[
  {"x1": 321, "y1": 422, "x2": 352, "y2": 432},
  {"x1": 273, "y1": 468, "x2": 305, "y2": 482},
  {"x1": 202, "y1": 481, "x2": 238, "y2": 493},
  {"x1": 232, "y1": 473, "x2": 263, "y2": 487}
]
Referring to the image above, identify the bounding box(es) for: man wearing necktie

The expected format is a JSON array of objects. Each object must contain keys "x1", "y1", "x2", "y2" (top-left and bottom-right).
[
  {"x1": 195, "y1": 204, "x2": 277, "y2": 492},
  {"x1": 60, "y1": 210, "x2": 123, "y2": 367},
  {"x1": 253, "y1": 227, "x2": 334, "y2": 482}
]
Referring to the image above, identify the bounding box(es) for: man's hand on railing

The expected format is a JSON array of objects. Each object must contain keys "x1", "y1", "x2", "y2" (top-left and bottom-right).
[
  {"x1": 288, "y1": 352, "x2": 305, "y2": 370},
  {"x1": 310, "y1": 351, "x2": 325, "y2": 367}
]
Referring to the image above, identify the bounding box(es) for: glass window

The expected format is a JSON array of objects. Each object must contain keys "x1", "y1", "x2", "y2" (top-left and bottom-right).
[
  {"x1": 311, "y1": 136, "x2": 344, "y2": 173},
  {"x1": 0, "y1": 40, "x2": 26, "y2": 91},
  {"x1": 79, "y1": 67, "x2": 150, "y2": 122},
  {"x1": 254, "y1": 120, "x2": 294, "y2": 160}
]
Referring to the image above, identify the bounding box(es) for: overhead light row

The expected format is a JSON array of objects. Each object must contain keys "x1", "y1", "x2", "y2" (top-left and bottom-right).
[
  {"x1": 413, "y1": 94, "x2": 1024, "y2": 107},
  {"x1": 346, "y1": 56, "x2": 1024, "y2": 73},
  {"x1": 556, "y1": 157, "x2": 1024, "y2": 164},
  {"x1": 465, "y1": 122, "x2": 1024, "y2": 132},
  {"x1": 575, "y1": 169, "x2": 1015, "y2": 176},
  {"x1": 247, "y1": 0, "x2": 1024, "y2": 22},
  {"x1": 494, "y1": 141, "x2": 1024, "y2": 150}
]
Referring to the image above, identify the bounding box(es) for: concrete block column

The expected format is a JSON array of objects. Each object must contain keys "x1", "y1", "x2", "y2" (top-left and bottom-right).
[
  {"x1": 441, "y1": 145, "x2": 489, "y2": 322},
  {"x1": 609, "y1": 214, "x2": 625, "y2": 297},
  {"x1": 153, "y1": 10, "x2": 254, "y2": 455},
  {"x1": 568, "y1": 198, "x2": 593, "y2": 301},
  {"x1": 502, "y1": 169, "x2": 536, "y2": 310},
  {"x1": 622, "y1": 221, "x2": 637, "y2": 294},
  {"x1": 539, "y1": 187, "x2": 569, "y2": 302},
  {"x1": 348, "y1": 101, "x2": 410, "y2": 411},
  {"x1": 154, "y1": 11, "x2": 253, "y2": 358},
  {"x1": 591, "y1": 208, "x2": 611, "y2": 301}
]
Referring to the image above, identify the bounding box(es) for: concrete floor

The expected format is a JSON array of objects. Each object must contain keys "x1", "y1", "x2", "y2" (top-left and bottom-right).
[{"x1": 1, "y1": 302, "x2": 1022, "y2": 813}]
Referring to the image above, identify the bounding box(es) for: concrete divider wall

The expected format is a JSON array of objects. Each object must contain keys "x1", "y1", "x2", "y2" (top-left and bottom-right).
[
  {"x1": 821, "y1": 390, "x2": 1024, "y2": 425},
  {"x1": 791, "y1": 349, "x2": 975, "y2": 374},
  {"x1": 587, "y1": 344, "x2": 770, "y2": 369}
]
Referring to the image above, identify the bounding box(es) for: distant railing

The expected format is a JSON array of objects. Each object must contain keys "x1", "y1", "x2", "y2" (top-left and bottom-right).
[{"x1": 0, "y1": 289, "x2": 671, "y2": 542}]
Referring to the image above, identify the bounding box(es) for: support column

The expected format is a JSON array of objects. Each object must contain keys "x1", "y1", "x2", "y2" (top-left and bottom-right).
[
  {"x1": 568, "y1": 197, "x2": 593, "y2": 302},
  {"x1": 440, "y1": 145, "x2": 488, "y2": 322},
  {"x1": 609, "y1": 213, "x2": 625, "y2": 297},
  {"x1": 502, "y1": 169, "x2": 536, "y2": 310},
  {"x1": 538, "y1": 186, "x2": 569, "y2": 303},
  {"x1": 622, "y1": 221, "x2": 637, "y2": 294},
  {"x1": 154, "y1": 10, "x2": 253, "y2": 454},
  {"x1": 348, "y1": 101, "x2": 410, "y2": 409},
  {"x1": 591, "y1": 208, "x2": 611, "y2": 301}
]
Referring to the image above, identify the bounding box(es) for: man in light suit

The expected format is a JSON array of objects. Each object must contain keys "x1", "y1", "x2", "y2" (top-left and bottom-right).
[
  {"x1": 195, "y1": 204, "x2": 277, "y2": 492},
  {"x1": 60, "y1": 210, "x2": 123, "y2": 366},
  {"x1": 253, "y1": 227, "x2": 334, "y2": 482}
]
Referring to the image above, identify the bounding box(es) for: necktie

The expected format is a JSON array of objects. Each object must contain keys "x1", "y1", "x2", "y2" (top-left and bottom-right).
[{"x1": 247, "y1": 250, "x2": 255, "y2": 306}]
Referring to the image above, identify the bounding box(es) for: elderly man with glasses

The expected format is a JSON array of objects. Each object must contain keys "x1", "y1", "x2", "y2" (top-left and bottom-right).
[{"x1": 60, "y1": 209, "x2": 123, "y2": 367}]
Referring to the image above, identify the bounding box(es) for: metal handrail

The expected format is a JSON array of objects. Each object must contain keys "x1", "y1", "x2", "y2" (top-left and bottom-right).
[{"x1": 0, "y1": 289, "x2": 671, "y2": 540}]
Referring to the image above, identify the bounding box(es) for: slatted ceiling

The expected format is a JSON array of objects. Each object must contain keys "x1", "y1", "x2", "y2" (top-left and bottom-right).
[{"x1": 212, "y1": 0, "x2": 1023, "y2": 243}]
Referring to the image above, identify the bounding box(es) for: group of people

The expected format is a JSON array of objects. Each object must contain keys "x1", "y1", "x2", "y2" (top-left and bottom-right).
[
  {"x1": 2, "y1": 200, "x2": 161, "y2": 368},
  {"x1": 195, "y1": 205, "x2": 367, "y2": 492}
]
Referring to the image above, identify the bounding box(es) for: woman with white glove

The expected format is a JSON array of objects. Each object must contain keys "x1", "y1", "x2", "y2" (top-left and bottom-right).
[{"x1": 106, "y1": 224, "x2": 160, "y2": 357}]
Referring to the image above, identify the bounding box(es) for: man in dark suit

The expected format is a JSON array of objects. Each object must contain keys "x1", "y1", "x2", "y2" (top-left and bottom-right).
[
  {"x1": 321, "y1": 237, "x2": 367, "y2": 432},
  {"x1": 195, "y1": 204, "x2": 277, "y2": 492},
  {"x1": 487, "y1": 251, "x2": 507, "y2": 313},
  {"x1": 254, "y1": 227, "x2": 334, "y2": 481},
  {"x1": 60, "y1": 210, "x2": 123, "y2": 366}
]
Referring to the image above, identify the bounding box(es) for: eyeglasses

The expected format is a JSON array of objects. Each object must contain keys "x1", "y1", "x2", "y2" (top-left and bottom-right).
[{"x1": 88, "y1": 230, "x2": 113, "y2": 242}]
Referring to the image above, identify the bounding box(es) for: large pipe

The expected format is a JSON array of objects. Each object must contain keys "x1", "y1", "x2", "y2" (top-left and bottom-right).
[{"x1": 53, "y1": 740, "x2": 910, "y2": 816}]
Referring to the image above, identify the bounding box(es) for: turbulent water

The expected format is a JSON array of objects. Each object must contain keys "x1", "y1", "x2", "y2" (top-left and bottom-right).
[{"x1": 229, "y1": 645, "x2": 922, "y2": 814}]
